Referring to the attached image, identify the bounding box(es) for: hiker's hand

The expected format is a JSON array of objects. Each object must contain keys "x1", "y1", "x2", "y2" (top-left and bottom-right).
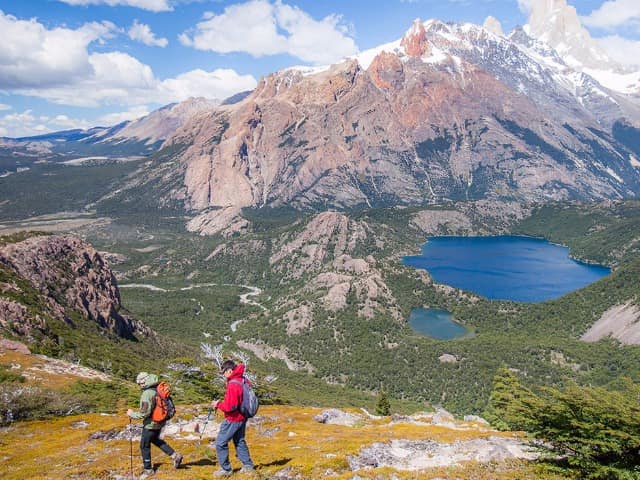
[
  {"x1": 210, "y1": 400, "x2": 219, "y2": 408},
  {"x1": 126, "y1": 409, "x2": 134, "y2": 417}
]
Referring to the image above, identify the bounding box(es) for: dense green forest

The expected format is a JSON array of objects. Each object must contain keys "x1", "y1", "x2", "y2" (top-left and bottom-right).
[
  {"x1": 86, "y1": 200, "x2": 640, "y2": 416},
  {"x1": 2, "y1": 199, "x2": 640, "y2": 418}
]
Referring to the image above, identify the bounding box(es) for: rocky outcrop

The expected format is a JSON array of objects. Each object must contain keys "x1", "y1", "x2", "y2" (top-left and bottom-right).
[
  {"x1": 271, "y1": 212, "x2": 401, "y2": 322},
  {"x1": 400, "y1": 19, "x2": 430, "y2": 58},
  {"x1": 348, "y1": 436, "x2": 538, "y2": 471},
  {"x1": 187, "y1": 206, "x2": 250, "y2": 237},
  {"x1": 270, "y1": 212, "x2": 368, "y2": 275},
  {"x1": 236, "y1": 340, "x2": 314, "y2": 373},
  {"x1": 0, "y1": 234, "x2": 151, "y2": 341},
  {"x1": 314, "y1": 408, "x2": 364, "y2": 426}
]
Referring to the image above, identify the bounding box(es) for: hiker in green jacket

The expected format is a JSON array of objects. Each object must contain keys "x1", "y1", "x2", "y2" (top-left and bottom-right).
[{"x1": 127, "y1": 372, "x2": 182, "y2": 477}]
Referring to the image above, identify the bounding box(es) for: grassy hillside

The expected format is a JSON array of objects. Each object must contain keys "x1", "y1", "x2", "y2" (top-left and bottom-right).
[
  {"x1": 68, "y1": 200, "x2": 639, "y2": 417},
  {"x1": 1, "y1": 405, "x2": 568, "y2": 480}
]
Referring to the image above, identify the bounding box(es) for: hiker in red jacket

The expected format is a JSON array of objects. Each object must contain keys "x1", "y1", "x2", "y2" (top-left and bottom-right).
[{"x1": 211, "y1": 360, "x2": 255, "y2": 476}]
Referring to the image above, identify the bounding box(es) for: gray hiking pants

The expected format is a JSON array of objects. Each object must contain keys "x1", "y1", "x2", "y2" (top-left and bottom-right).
[{"x1": 215, "y1": 419, "x2": 254, "y2": 472}]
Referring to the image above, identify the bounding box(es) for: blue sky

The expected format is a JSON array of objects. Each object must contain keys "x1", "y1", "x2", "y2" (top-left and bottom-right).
[{"x1": 0, "y1": 0, "x2": 638, "y2": 137}]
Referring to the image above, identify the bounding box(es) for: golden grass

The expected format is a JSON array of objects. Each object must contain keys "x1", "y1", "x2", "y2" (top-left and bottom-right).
[
  {"x1": 1, "y1": 349, "x2": 108, "y2": 389},
  {"x1": 0, "y1": 405, "x2": 570, "y2": 480}
]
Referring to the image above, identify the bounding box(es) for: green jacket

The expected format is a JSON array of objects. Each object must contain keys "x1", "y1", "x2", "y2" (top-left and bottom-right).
[{"x1": 130, "y1": 373, "x2": 163, "y2": 430}]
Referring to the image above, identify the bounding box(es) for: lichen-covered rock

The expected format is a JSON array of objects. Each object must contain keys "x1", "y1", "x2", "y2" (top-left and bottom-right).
[
  {"x1": 0, "y1": 234, "x2": 152, "y2": 341},
  {"x1": 313, "y1": 408, "x2": 363, "y2": 426},
  {"x1": 348, "y1": 436, "x2": 539, "y2": 471}
]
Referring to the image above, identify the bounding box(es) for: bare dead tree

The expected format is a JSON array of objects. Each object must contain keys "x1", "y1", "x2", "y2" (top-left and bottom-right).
[
  {"x1": 230, "y1": 350, "x2": 250, "y2": 367},
  {"x1": 201, "y1": 343, "x2": 224, "y2": 370}
]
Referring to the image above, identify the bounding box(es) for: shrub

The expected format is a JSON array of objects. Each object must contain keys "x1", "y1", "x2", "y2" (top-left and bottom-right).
[
  {"x1": 375, "y1": 389, "x2": 391, "y2": 416},
  {"x1": 487, "y1": 368, "x2": 640, "y2": 479}
]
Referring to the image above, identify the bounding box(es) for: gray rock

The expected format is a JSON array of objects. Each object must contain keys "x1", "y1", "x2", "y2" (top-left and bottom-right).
[
  {"x1": 313, "y1": 408, "x2": 363, "y2": 426},
  {"x1": 463, "y1": 415, "x2": 490, "y2": 425},
  {"x1": 348, "y1": 436, "x2": 539, "y2": 471}
]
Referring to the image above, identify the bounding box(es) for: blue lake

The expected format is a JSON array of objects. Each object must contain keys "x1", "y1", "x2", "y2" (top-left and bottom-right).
[
  {"x1": 403, "y1": 235, "x2": 611, "y2": 303},
  {"x1": 409, "y1": 308, "x2": 470, "y2": 340}
]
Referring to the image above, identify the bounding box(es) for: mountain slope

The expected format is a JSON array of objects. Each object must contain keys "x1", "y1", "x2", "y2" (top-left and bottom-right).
[
  {"x1": 127, "y1": 17, "x2": 640, "y2": 221},
  {"x1": 0, "y1": 232, "x2": 159, "y2": 374}
]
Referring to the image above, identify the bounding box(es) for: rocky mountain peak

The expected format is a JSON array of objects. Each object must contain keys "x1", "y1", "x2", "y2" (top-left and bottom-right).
[
  {"x1": 525, "y1": 0, "x2": 617, "y2": 71},
  {"x1": 483, "y1": 16, "x2": 504, "y2": 37},
  {"x1": 401, "y1": 19, "x2": 430, "y2": 57}
]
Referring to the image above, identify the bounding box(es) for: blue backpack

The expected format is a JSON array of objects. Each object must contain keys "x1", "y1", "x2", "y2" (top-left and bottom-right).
[{"x1": 230, "y1": 378, "x2": 259, "y2": 418}]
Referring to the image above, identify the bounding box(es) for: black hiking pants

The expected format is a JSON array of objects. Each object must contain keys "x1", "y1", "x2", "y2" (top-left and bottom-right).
[{"x1": 140, "y1": 428, "x2": 174, "y2": 469}]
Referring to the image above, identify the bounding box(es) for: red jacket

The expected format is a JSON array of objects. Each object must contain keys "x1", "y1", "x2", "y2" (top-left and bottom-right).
[{"x1": 215, "y1": 363, "x2": 246, "y2": 422}]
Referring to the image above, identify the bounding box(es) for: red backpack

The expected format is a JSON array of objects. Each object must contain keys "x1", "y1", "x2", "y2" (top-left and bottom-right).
[{"x1": 150, "y1": 381, "x2": 176, "y2": 422}]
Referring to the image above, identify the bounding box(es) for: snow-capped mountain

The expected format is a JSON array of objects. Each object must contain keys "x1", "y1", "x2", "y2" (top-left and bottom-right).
[
  {"x1": 524, "y1": 0, "x2": 640, "y2": 95},
  {"x1": 4, "y1": 2, "x2": 640, "y2": 227},
  {"x1": 102, "y1": 12, "x2": 640, "y2": 226}
]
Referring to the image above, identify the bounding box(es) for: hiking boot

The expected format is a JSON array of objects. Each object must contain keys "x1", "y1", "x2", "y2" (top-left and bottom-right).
[
  {"x1": 214, "y1": 468, "x2": 232, "y2": 477},
  {"x1": 171, "y1": 452, "x2": 183, "y2": 469},
  {"x1": 240, "y1": 465, "x2": 255, "y2": 474},
  {"x1": 139, "y1": 468, "x2": 155, "y2": 478}
]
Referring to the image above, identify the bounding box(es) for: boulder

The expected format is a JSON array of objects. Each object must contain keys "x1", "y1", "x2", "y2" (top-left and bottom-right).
[{"x1": 313, "y1": 408, "x2": 363, "y2": 426}]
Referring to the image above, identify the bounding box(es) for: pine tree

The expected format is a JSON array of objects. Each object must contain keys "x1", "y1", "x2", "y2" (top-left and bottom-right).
[
  {"x1": 487, "y1": 367, "x2": 640, "y2": 479},
  {"x1": 375, "y1": 389, "x2": 391, "y2": 416}
]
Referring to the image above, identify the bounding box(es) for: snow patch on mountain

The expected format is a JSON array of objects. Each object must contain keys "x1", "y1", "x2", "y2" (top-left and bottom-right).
[{"x1": 354, "y1": 39, "x2": 403, "y2": 70}]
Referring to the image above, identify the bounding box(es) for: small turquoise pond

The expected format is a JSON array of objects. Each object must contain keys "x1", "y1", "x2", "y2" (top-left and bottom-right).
[{"x1": 409, "y1": 308, "x2": 470, "y2": 340}]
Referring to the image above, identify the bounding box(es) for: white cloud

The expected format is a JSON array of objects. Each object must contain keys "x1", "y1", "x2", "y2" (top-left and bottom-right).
[
  {"x1": 0, "y1": 11, "x2": 115, "y2": 89},
  {"x1": 275, "y1": 2, "x2": 357, "y2": 65},
  {"x1": 581, "y1": 0, "x2": 640, "y2": 30},
  {"x1": 596, "y1": 34, "x2": 640, "y2": 67},
  {"x1": 0, "y1": 104, "x2": 11, "y2": 111},
  {"x1": 1, "y1": 11, "x2": 257, "y2": 110},
  {"x1": 97, "y1": 105, "x2": 150, "y2": 125},
  {"x1": 128, "y1": 20, "x2": 168, "y2": 47},
  {"x1": 158, "y1": 68, "x2": 257, "y2": 101},
  {"x1": 180, "y1": 0, "x2": 358, "y2": 65},
  {"x1": 58, "y1": 0, "x2": 173, "y2": 12},
  {"x1": 517, "y1": 0, "x2": 532, "y2": 14},
  {"x1": 17, "y1": 58, "x2": 256, "y2": 108},
  {"x1": 0, "y1": 109, "x2": 91, "y2": 137}
]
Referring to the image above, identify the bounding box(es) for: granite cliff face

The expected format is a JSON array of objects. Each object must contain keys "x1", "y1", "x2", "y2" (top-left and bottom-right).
[
  {"x1": 147, "y1": 17, "x2": 640, "y2": 224},
  {"x1": 0, "y1": 234, "x2": 150, "y2": 342}
]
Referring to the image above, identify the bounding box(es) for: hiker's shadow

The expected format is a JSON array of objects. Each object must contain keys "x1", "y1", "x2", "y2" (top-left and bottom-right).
[
  {"x1": 257, "y1": 458, "x2": 292, "y2": 468},
  {"x1": 179, "y1": 459, "x2": 216, "y2": 467}
]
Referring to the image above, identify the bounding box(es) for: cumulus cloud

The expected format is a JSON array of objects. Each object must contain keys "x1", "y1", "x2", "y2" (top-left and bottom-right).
[
  {"x1": 58, "y1": 0, "x2": 173, "y2": 12},
  {"x1": 128, "y1": 20, "x2": 168, "y2": 47},
  {"x1": 0, "y1": 109, "x2": 92, "y2": 138},
  {"x1": 596, "y1": 34, "x2": 640, "y2": 67},
  {"x1": 1, "y1": 10, "x2": 257, "y2": 110},
  {"x1": 157, "y1": 68, "x2": 257, "y2": 101},
  {"x1": 0, "y1": 11, "x2": 115, "y2": 89},
  {"x1": 180, "y1": 0, "x2": 358, "y2": 65},
  {"x1": 0, "y1": 104, "x2": 11, "y2": 111},
  {"x1": 17, "y1": 58, "x2": 256, "y2": 108},
  {"x1": 581, "y1": 0, "x2": 640, "y2": 30}
]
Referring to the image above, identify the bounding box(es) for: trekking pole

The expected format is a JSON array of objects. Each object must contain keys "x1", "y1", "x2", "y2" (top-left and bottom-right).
[
  {"x1": 129, "y1": 417, "x2": 134, "y2": 479},
  {"x1": 197, "y1": 407, "x2": 213, "y2": 446}
]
